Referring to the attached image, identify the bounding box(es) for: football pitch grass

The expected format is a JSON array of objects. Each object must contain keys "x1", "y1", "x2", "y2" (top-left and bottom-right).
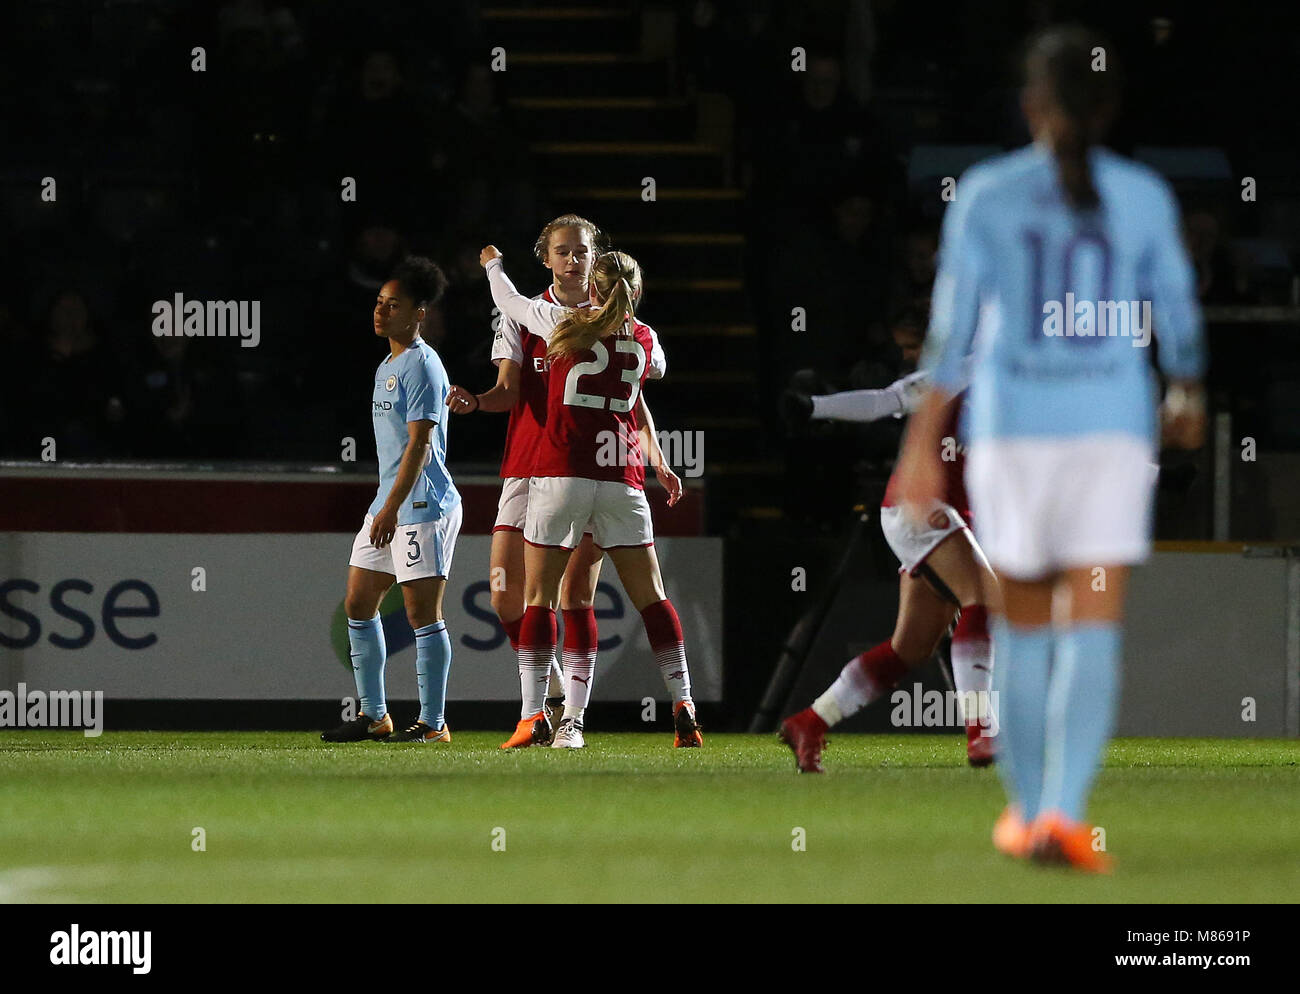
[{"x1": 1, "y1": 732, "x2": 1296, "y2": 903}]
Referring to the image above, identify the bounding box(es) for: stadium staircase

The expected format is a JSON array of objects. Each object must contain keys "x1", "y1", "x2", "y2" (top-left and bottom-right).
[{"x1": 484, "y1": 4, "x2": 780, "y2": 531}]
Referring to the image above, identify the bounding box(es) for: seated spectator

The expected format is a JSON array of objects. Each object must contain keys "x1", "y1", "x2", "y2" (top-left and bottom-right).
[
  {"x1": 431, "y1": 65, "x2": 536, "y2": 249},
  {"x1": 755, "y1": 51, "x2": 898, "y2": 208},
  {"x1": 1183, "y1": 206, "x2": 1253, "y2": 305},
  {"x1": 28, "y1": 290, "x2": 126, "y2": 457},
  {"x1": 889, "y1": 223, "x2": 938, "y2": 316},
  {"x1": 121, "y1": 336, "x2": 201, "y2": 458},
  {"x1": 0, "y1": 301, "x2": 41, "y2": 455},
  {"x1": 765, "y1": 181, "x2": 893, "y2": 391},
  {"x1": 317, "y1": 49, "x2": 433, "y2": 214}
]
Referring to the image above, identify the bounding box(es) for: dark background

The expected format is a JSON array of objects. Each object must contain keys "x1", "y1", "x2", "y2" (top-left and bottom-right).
[{"x1": 2, "y1": 0, "x2": 1298, "y2": 724}]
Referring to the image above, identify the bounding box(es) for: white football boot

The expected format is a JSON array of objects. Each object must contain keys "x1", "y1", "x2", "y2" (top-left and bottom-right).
[{"x1": 550, "y1": 717, "x2": 585, "y2": 749}]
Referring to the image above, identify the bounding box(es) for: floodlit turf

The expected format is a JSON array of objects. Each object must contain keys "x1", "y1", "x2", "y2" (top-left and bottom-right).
[{"x1": 0, "y1": 731, "x2": 1296, "y2": 903}]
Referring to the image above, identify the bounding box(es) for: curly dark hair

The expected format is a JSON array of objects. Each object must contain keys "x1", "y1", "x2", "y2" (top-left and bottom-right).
[{"x1": 390, "y1": 255, "x2": 448, "y2": 308}]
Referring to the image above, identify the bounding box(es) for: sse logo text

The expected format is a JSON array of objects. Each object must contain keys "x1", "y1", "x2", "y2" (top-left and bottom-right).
[{"x1": 0, "y1": 579, "x2": 160, "y2": 650}]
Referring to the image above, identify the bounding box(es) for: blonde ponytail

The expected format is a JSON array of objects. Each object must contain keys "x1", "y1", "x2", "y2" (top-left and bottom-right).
[{"x1": 548, "y1": 251, "x2": 643, "y2": 360}]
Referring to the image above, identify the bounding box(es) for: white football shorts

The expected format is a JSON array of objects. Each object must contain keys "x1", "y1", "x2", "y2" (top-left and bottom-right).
[
  {"x1": 879, "y1": 502, "x2": 969, "y2": 577},
  {"x1": 349, "y1": 501, "x2": 462, "y2": 582},
  {"x1": 492, "y1": 476, "x2": 531, "y2": 533},
  {"x1": 964, "y1": 433, "x2": 1156, "y2": 579},
  {"x1": 525, "y1": 477, "x2": 653, "y2": 551},
  {"x1": 494, "y1": 475, "x2": 595, "y2": 539}
]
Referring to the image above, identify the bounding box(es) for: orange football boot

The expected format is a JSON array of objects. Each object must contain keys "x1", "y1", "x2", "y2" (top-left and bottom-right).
[
  {"x1": 673, "y1": 700, "x2": 703, "y2": 748},
  {"x1": 500, "y1": 710, "x2": 553, "y2": 749},
  {"x1": 1029, "y1": 811, "x2": 1115, "y2": 874},
  {"x1": 992, "y1": 805, "x2": 1031, "y2": 859}
]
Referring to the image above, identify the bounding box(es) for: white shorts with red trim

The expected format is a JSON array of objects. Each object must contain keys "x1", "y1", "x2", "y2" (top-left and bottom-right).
[
  {"x1": 495, "y1": 475, "x2": 596, "y2": 539},
  {"x1": 525, "y1": 477, "x2": 653, "y2": 551},
  {"x1": 492, "y1": 476, "x2": 530, "y2": 533},
  {"x1": 965, "y1": 433, "x2": 1156, "y2": 579},
  {"x1": 349, "y1": 502, "x2": 462, "y2": 582},
  {"x1": 879, "y1": 502, "x2": 968, "y2": 577}
]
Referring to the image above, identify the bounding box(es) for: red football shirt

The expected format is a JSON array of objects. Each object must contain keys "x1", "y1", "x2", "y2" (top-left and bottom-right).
[
  {"x1": 531, "y1": 320, "x2": 655, "y2": 488},
  {"x1": 492, "y1": 287, "x2": 559, "y2": 480}
]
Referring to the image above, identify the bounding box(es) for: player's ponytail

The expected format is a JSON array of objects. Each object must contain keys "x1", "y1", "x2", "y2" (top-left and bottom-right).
[
  {"x1": 548, "y1": 251, "x2": 643, "y2": 360},
  {"x1": 1025, "y1": 26, "x2": 1120, "y2": 213},
  {"x1": 1054, "y1": 116, "x2": 1094, "y2": 210}
]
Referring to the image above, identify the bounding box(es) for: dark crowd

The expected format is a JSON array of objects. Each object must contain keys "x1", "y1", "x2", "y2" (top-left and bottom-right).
[{"x1": 1, "y1": 1, "x2": 1296, "y2": 505}]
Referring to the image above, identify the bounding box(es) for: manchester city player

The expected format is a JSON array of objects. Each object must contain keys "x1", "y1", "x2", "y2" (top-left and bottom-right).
[
  {"x1": 896, "y1": 26, "x2": 1205, "y2": 871},
  {"x1": 322, "y1": 256, "x2": 463, "y2": 744}
]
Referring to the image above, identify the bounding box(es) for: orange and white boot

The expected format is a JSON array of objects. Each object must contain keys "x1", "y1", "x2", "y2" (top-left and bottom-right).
[{"x1": 500, "y1": 710, "x2": 553, "y2": 750}]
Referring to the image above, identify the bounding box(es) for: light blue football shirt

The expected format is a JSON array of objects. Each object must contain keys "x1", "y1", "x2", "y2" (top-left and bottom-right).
[
  {"x1": 922, "y1": 142, "x2": 1206, "y2": 444},
  {"x1": 368, "y1": 337, "x2": 459, "y2": 524}
]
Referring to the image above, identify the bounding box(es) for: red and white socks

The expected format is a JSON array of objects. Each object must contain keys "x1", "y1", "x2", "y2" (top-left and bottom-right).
[
  {"x1": 811, "y1": 641, "x2": 910, "y2": 728},
  {"x1": 641, "y1": 599, "x2": 692, "y2": 704},
  {"x1": 506, "y1": 611, "x2": 566, "y2": 709},
  {"x1": 561, "y1": 608, "x2": 598, "y2": 723},
  {"x1": 804, "y1": 609, "x2": 994, "y2": 738},
  {"x1": 952, "y1": 604, "x2": 995, "y2": 732},
  {"x1": 503, "y1": 614, "x2": 523, "y2": 650},
  {"x1": 517, "y1": 601, "x2": 695, "y2": 721},
  {"x1": 516, "y1": 606, "x2": 556, "y2": 718}
]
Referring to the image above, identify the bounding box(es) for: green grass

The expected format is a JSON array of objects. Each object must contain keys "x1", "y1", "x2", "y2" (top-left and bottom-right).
[{"x1": 1, "y1": 732, "x2": 1297, "y2": 903}]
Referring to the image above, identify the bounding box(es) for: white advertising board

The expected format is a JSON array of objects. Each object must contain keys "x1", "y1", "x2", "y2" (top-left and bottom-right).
[{"x1": 0, "y1": 534, "x2": 723, "y2": 702}]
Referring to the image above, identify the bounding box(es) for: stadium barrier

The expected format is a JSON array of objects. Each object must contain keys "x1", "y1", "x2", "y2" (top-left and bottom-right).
[
  {"x1": 1122, "y1": 545, "x2": 1299, "y2": 737},
  {"x1": 1, "y1": 468, "x2": 722, "y2": 726}
]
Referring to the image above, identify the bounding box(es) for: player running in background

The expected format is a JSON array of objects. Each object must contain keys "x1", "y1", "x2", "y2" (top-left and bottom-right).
[
  {"x1": 480, "y1": 245, "x2": 701, "y2": 750},
  {"x1": 778, "y1": 367, "x2": 998, "y2": 772},
  {"x1": 446, "y1": 216, "x2": 679, "y2": 748},
  {"x1": 895, "y1": 26, "x2": 1205, "y2": 872},
  {"x1": 321, "y1": 257, "x2": 464, "y2": 744}
]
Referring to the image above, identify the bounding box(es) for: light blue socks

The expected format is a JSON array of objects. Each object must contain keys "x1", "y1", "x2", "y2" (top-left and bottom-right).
[
  {"x1": 347, "y1": 616, "x2": 387, "y2": 720},
  {"x1": 991, "y1": 619, "x2": 1053, "y2": 821},
  {"x1": 415, "y1": 621, "x2": 451, "y2": 729},
  {"x1": 992, "y1": 618, "x2": 1121, "y2": 823},
  {"x1": 1041, "y1": 623, "x2": 1121, "y2": 821}
]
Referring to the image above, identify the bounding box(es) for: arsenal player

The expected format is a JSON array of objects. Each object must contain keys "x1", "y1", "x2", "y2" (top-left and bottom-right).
[
  {"x1": 478, "y1": 245, "x2": 700, "y2": 750},
  {"x1": 778, "y1": 367, "x2": 997, "y2": 772},
  {"x1": 446, "y1": 216, "x2": 676, "y2": 748}
]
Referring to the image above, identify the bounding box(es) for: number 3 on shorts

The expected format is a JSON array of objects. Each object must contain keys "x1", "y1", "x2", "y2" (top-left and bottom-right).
[{"x1": 406, "y1": 530, "x2": 421, "y2": 564}]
